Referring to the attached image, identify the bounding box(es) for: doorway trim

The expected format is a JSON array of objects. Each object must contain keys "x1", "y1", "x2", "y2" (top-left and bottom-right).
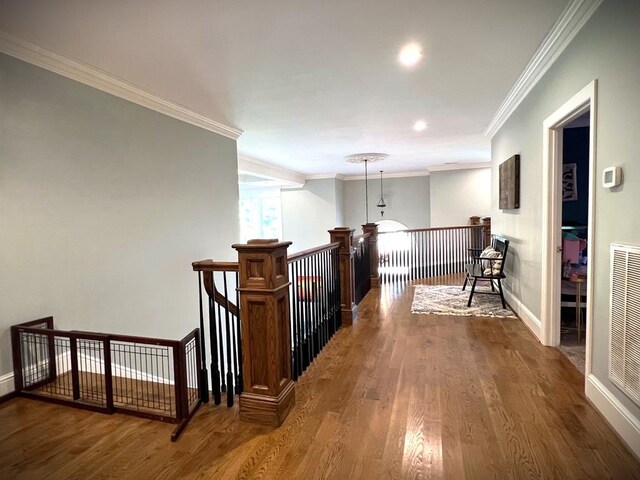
[{"x1": 540, "y1": 80, "x2": 597, "y2": 376}]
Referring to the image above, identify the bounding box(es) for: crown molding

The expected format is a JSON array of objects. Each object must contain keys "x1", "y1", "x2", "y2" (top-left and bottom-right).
[
  {"x1": 0, "y1": 30, "x2": 244, "y2": 140},
  {"x1": 305, "y1": 174, "x2": 346, "y2": 181},
  {"x1": 427, "y1": 162, "x2": 491, "y2": 173},
  {"x1": 342, "y1": 171, "x2": 430, "y2": 181},
  {"x1": 238, "y1": 155, "x2": 305, "y2": 187},
  {"x1": 484, "y1": 0, "x2": 603, "y2": 138}
]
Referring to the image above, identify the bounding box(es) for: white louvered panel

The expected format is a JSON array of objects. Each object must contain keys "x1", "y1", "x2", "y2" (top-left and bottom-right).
[
  {"x1": 626, "y1": 252, "x2": 640, "y2": 401},
  {"x1": 610, "y1": 244, "x2": 640, "y2": 406}
]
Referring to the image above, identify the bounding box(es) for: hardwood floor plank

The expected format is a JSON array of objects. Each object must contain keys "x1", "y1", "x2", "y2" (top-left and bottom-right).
[{"x1": 1, "y1": 275, "x2": 639, "y2": 479}]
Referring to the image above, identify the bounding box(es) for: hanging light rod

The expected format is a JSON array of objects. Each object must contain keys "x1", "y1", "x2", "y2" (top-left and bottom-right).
[
  {"x1": 345, "y1": 153, "x2": 389, "y2": 223},
  {"x1": 377, "y1": 170, "x2": 386, "y2": 217}
]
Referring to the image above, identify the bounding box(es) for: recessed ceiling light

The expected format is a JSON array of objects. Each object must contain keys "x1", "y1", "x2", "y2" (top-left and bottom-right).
[
  {"x1": 414, "y1": 120, "x2": 427, "y2": 131},
  {"x1": 399, "y1": 43, "x2": 423, "y2": 67}
]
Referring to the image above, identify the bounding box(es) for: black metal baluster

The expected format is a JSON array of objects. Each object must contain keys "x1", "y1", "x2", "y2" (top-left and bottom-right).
[
  {"x1": 208, "y1": 294, "x2": 221, "y2": 405},
  {"x1": 215, "y1": 284, "x2": 226, "y2": 394},
  {"x1": 235, "y1": 271, "x2": 243, "y2": 394},
  {"x1": 312, "y1": 254, "x2": 319, "y2": 358},
  {"x1": 295, "y1": 261, "x2": 304, "y2": 376},
  {"x1": 222, "y1": 273, "x2": 234, "y2": 407},
  {"x1": 290, "y1": 262, "x2": 298, "y2": 381},
  {"x1": 196, "y1": 272, "x2": 209, "y2": 403},
  {"x1": 301, "y1": 259, "x2": 309, "y2": 371},
  {"x1": 322, "y1": 251, "x2": 327, "y2": 348}
]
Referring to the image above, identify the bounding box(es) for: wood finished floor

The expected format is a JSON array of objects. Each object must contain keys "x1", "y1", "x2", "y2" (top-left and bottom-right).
[{"x1": 1, "y1": 275, "x2": 639, "y2": 480}]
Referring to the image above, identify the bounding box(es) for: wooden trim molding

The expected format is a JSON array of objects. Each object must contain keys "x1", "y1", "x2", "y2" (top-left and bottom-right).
[
  {"x1": 503, "y1": 287, "x2": 542, "y2": 341},
  {"x1": 484, "y1": 0, "x2": 603, "y2": 138},
  {"x1": 0, "y1": 372, "x2": 15, "y2": 400},
  {"x1": 0, "y1": 30, "x2": 243, "y2": 140},
  {"x1": 586, "y1": 374, "x2": 640, "y2": 459},
  {"x1": 540, "y1": 81, "x2": 596, "y2": 359}
]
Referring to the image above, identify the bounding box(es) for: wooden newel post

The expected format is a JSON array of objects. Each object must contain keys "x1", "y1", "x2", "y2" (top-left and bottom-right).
[
  {"x1": 362, "y1": 223, "x2": 380, "y2": 288},
  {"x1": 482, "y1": 216, "x2": 492, "y2": 248},
  {"x1": 469, "y1": 216, "x2": 481, "y2": 249},
  {"x1": 328, "y1": 228, "x2": 357, "y2": 325},
  {"x1": 232, "y1": 239, "x2": 295, "y2": 426}
]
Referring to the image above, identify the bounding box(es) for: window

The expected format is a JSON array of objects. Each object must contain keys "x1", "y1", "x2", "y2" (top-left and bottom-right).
[{"x1": 239, "y1": 185, "x2": 283, "y2": 242}]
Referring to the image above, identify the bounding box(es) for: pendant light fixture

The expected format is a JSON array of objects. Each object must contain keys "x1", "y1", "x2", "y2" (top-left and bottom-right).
[
  {"x1": 376, "y1": 170, "x2": 386, "y2": 217},
  {"x1": 345, "y1": 153, "x2": 388, "y2": 223}
]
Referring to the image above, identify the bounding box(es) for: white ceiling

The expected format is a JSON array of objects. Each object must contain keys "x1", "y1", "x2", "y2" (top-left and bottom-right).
[{"x1": 0, "y1": 0, "x2": 569, "y2": 175}]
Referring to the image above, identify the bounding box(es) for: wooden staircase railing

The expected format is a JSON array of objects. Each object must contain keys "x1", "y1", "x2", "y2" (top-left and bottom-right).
[
  {"x1": 192, "y1": 223, "x2": 381, "y2": 426},
  {"x1": 378, "y1": 224, "x2": 488, "y2": 283},
  {"x1": 191, "y1": 260, "x2": 241, "y2": 407},
  {"x1": 288, "y1": 241, "x2": 342, "y2": 380}
]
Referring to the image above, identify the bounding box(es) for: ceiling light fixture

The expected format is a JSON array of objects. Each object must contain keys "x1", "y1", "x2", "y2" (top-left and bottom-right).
[
  {"x1": 345, "y1": 153, "x2": 389, "y2": 223},
  {"x1": 414, "y1": 120, "x2": 427, "y2": 131},
  {"x1": 399, "y1": 43, "x2": 423, "y2": 67},
  {"x1": 376, "y1": 170, "x2": 386, "y2": 218}
]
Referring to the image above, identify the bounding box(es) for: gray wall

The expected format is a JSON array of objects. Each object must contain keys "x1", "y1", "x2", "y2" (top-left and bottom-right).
[
  {"x1": 343, "y1": 176, "x2": 431, "y2": 229},
  {"x1": 282, "y1": 178, "x2": 341, "y2": 251},
  {"x1": 491, "y1": 1, "x2": 640, "y2": 420},
  {"x1": 0, "y1": 53, "x2": 240, "y2": 379},
  {"x1": 335, "y1": 178, "x2": 344, "y2": 226},
  {"x1": 430, "y1": 168, "x2": 491, "y2": 227}
]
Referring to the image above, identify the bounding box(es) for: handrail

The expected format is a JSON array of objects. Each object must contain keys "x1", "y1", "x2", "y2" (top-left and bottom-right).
[
  {"x1": 192, "y1": 260, "x2": 240, "y2": 317},
  {"x1": 378, "y1": 223, "x2": 487, "y2": 283},
  {"x1": 192, "y1": 259, "x2": 242, "y2": 406},
  {"x1": 288, "y1": 242, "x2": 341, "y2": 263},
  {"x1": 353, "y1": 232, "x2": 372, "y2": 242},
  {"x1": 192, "y1": 260, "x2": 239, "y2": 272},
  {"x1": 379, "y1": 224, "x2": 484, "y2": 235}
]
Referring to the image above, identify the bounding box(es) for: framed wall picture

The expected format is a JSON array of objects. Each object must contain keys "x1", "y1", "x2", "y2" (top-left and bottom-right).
[
  {"x1": 563, "y1": 163, "x2": 578, "y2": 201},
  {"x1": 499, "y1": 154, "x2": 520, "y2": 209}
]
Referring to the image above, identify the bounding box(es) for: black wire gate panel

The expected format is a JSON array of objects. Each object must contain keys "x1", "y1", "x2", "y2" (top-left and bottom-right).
[{"x1": 10, "y1": 317, "x2": 202, "y2": 441}]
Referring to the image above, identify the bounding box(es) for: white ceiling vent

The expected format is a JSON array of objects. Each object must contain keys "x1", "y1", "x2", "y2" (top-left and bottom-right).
[{"x1": 610, "y1": 243, "x2": 640, "y2": 406}]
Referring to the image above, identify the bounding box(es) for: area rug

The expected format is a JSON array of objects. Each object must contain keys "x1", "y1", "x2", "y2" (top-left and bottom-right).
[
  {"x1": 411, "y1": 285, "x2": 516, "y2": 318},
  {"x1": 559, "y1": 344, "x2": 586, "y2": 375}
]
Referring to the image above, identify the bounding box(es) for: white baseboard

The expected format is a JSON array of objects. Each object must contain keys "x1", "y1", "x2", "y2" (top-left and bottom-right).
[
  {"x1": 586, "y1": 374, "x2": 640, "y2": 459},
  {"x1": 0, "y1": 372, "x2": 15, "y2": 397},
  {"x1": 503, "y1": 287, "x2": 542, "y2": 341}
]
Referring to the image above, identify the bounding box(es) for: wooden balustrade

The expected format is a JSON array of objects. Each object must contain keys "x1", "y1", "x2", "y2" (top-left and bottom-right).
[
  {"x1": 192, "y1": 260, "x2": 241, "y2": 406},
  {"x1": 378, "y1": 224, "x2": 487, "y2": 283},
  {"x1": 288, "y1": 242, "x2": 341, "y2": 380}
]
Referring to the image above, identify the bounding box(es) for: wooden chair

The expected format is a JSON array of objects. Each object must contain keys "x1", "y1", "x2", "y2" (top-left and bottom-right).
[{"x1": 462, "y1": 236, "x2": 510, "y2": 309}]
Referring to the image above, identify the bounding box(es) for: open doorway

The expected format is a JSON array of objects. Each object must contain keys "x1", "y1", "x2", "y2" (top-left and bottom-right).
[
  {"x1": 540, "y1": 81, "x2": 596, "y2": 380},
  {"x1": 558, "y1": 113, "x2": 590, "y2": 374}
]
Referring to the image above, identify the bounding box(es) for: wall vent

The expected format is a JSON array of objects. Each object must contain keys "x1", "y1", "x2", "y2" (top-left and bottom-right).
[{"x1": 610, "y1": 243, "x2": 640, "y2": 406}]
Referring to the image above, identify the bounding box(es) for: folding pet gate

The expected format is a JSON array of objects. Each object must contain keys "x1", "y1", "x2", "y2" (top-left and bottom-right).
[{"x1": 11, "y1": 317, "x2": 202, "y2": 441}]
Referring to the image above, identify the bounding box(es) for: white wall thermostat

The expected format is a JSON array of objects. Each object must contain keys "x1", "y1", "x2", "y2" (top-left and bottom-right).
[{"x1": 602, "y1": 167, "x2": 622, "y2": 188}]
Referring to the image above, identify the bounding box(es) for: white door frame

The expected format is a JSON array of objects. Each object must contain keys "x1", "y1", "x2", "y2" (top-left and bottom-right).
[{"x1": 541, "y1": 80, "x2": 597, "y2": 376}]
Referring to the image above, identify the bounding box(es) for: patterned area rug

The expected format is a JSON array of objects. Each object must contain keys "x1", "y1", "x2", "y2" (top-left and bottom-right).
[{"x1": 411, "y1": 285, "x2": 516, "y2": 318}]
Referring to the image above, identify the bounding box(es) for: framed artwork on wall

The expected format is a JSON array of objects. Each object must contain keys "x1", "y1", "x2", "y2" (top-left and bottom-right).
[
  {"x1": 499, "y1": 154, "x2": 520, "y2": 209},
  {"x1": 563, "y1": 163, "x2": 578, "y2": 201}
]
